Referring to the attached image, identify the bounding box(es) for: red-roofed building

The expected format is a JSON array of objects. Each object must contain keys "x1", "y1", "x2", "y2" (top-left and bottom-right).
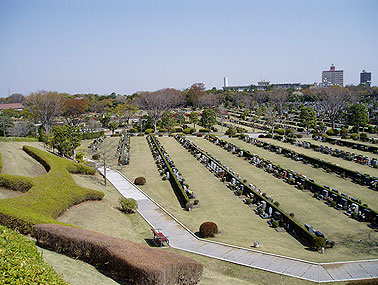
[{"x1": 0, "y1": 103, "x2": 25, "y2": 111}]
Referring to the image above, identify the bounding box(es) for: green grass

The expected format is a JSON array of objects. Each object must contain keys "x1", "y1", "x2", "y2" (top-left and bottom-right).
[
  {"x1": 224, "y1": 137, "x2": 378, "y2": 212},
  {"x1": 190, "y1": 137, "x2": 378, "y2": 262},
  {"x1": 0, "y1": 225, "x2": 67, "y2": 284},
  {"x1": 0, "y1": 145, "x2": 104, "y2": 233}
]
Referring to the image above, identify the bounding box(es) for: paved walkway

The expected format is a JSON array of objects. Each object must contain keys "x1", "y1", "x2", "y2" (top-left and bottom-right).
[{"x1": 99, "y1": 167, "x2": 378, "y2": 283}]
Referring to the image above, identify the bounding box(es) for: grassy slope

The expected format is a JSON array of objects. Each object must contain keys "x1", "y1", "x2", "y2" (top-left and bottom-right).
[
  {"x1": 0, "y1": 143, "x2": 104, "y2": 232},
  {"x1": 223, "y1": 137, "x2": 378, "y2": 211},
  {"x1": 190, "y1": 137, "x2": 378, "y2": 262}
]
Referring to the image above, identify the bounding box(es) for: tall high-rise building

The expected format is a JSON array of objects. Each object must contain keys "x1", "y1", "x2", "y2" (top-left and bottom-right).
[
  {"x1": 322, "y1": 64, "x2": 344, "y2": 87},
  {"x1": 360, "y1": 70, "x2": 371, "y2": 86}
]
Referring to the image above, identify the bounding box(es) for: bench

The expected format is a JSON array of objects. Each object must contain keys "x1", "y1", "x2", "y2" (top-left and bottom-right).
[{"x1": 151, "y1": 228, "x2": 169, "y2": 247}]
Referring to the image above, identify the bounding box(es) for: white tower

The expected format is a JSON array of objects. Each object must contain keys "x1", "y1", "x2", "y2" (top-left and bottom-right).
[{"x1": 224, "y1": 77, "x2": 229, "y2": 87}]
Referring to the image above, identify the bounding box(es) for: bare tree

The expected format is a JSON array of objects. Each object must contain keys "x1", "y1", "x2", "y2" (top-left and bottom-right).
[
  {"x1": 198, "y1": 93, "x2": 221, "y2": 108},
  {"x1": 269, "y1": 89, "x2": 288, "y2": 116},
  {"x1": 243, "y1": 95, "x2": 257, "y2": 131},
  {"x1": 136, "y1": 88, "x2": 184, "y2": 131},
  {"x1": 26, "y1": 91, "x2": 66, "y2": 133},
  {"x1": 187, "y1": 83, "x2": 205, "y2": 108},
  {"x1": 234, "y1": 93, "x2": 247, "y2": 109},
  {"x1": 254, "y1": 91, "x2": 268, "y2": 108},
  {"x1": 316, "y1": 87, "x2": 351, "y2": 129}
]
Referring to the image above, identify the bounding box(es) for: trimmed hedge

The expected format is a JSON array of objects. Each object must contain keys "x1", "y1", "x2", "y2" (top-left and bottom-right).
[
  {"x1": 81, "y1": 131, "x2": 104, "y2": 140},
  {"x1": 0, "y1": 146, "x2": 103, "y2": 234},
  {"x1": 199, "y1": 222, "x2": 218, "y2": 238},
  {"x1": 32, "y1": 224, "x2": 203, "y2": 285},
  {"x1": 134, "y1": 176, "x2": 146, "y2": 185},
  {"x1": 0, "y1": 137, "x2": 38, "y2": 142},
  {"x1": 0, "y1": 225, "x2": 67, "y2": 284},
  {"x1": 148, "y1": 136, "x2": 191, "y2": 206}
]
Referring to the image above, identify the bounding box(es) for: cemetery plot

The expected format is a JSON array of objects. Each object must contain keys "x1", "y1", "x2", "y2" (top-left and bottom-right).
[
  {"x1": 189, "y1": 137, "x2": 378, "y2": 259},
  {"x1": 222, "y1": 137, "x2": 378, "y2": 213},
  {"x1": 206, "y1": 135, "x2": 377, "y2": 226},
  {"x1": 275, "y1": 135, "x2": 378, "y2": 169},
  {"x1": 147, "y1": 135, "x2": 191, "y2": 207},
  {"x1": 116, "y1": 132, "x2": 130, "y2": 165},
  {"x1": 297, "y1": 137, "x2": 378, "y2": 163},
  {"x1": 257, "y1": 137, "x2": 378, "y2": 188},
  {"x1": 157, "y1": 137, "x2": 308, "y2": 256},
  {"x1": 175, "y1": 135, "x2": 318, "y2": 245}
]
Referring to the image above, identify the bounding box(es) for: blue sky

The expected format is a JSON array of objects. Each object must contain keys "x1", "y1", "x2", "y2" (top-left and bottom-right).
[{"x1": 0, "y1": 0, "x2": 377, "y2": 96}]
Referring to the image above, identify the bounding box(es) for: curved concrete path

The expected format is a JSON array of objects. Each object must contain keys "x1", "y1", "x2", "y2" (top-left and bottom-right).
[{"x1": 99, "y1": 167, "x2": 378, "y2": 283}]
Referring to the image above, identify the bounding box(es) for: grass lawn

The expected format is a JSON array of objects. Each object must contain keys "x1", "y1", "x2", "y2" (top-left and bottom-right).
[
  {"x1": 190, "y1": 137, "x2": 378, "y2": 262},
  {"x1": 223, "y1": 137, "x2": 378, "y2": 212},
  {"x1": 0, "y1": 141, "x2": 47, "y2": 176},
  {"x1": 261, "y1": 138, "x2": 378, "y2": 178},
  {"x1": 299, "y1": 138, "x2": 378, "y2": 161}
]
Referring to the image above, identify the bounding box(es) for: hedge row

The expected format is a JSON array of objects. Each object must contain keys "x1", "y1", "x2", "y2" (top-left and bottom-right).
[
  {"x1": 175, "y1": 135, "x2": 317, "y2": 246},
  {"x1": 0, "y1": 137, "x2": 39, "y2": 142},
  {"x1": 0, "y1": 146, "x2": 103, "y2": 234},
  {"x1": 320, "y1": 136, "x2": 378, "y2": 155},
  {"x1": 32, "y1": 224, "x2": 203, "y2": 285},
  {"x1": 147, "y1": 135, "x2": 191, "y2": 207},
  {"x1": 235, "y1": 135, "x2": 378, "y2": 223},
  {"x1": 81, "y1": 131, "x2": 104, "y2": 140},
  {"x1": 0, "y1": 225, "x2": 67, "y2": 284}
]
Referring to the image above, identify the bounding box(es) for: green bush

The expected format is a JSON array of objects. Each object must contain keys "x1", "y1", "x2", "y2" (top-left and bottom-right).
[
  {"x1": 326, "y1": 129, "x2": 339, "y2": 136},
  {"x1": 312, "y1": 237, "x2": 326, "y2": 250},
  {"x1": 92, "y1": 153, "x2": 101, "y2": 160},
  {"x1": 351, "y1": 212, "x2": 358, "y2": 219},
  {"x1": 199, "y1": 128, "x2": 209, "y2": 133},
  {"x1": 145, "y1": 129, "x2": 154, "y2": 134},
  {"x1": 225, "y1": 127, "x2": 237, "y2": 136},
  {"x1": 331, "y1": 201, "x2": 337, "y2": 207},
  {"x1": 173, "y1": 127, "x2": 183, "y2": 133},
  {"x1": 272, "y1": 220, "x2": 279, "y2": 228},
  {"x1": 183, "y1": 128, "x2": 195, "y2": 134},
  {"x1": 350, "y1": 133, "x2": 359, "y2": 140},
  {"x1": 119, "y1": 197, "x2": 138, "y2": 214},
  {"x1": 245, "y1": 198, "x2": 252, "y2": 205},
  {"x1": 159, "y1": 128, "x2": 168, "y2": 133},
  {"x1": 360, "y1": 132, "x2": 368, "y2": 141},
  {"x1": 193, "y1": 199, "x2": 199, "y2": 205},
  {"x1": 81, "y1": 131, "x2": 104, "y2": 140},
  {"x1": 199, "y1": 222, "x2": 218, "y2": 238},
  {"x1": 0, "y1": 225, "x2": 67, "y2": 284},
  {"x1": 0, "y1": 146, "x2": 104, "y2": 234},
  {"x1": 236, "y1": 127, "x2": 247, "y2": 133},
  {"x1": 130, "y1": 128, "x2": 138, "y2": 133},
  {"x1": 236, "y1": 190, "x2": 242, "y2": 196},
  {"x1": 273, "y1": 201, "x2": 280, "y2": 207},
  {"x1": 275, "y1": 128, "x2": 285, "y2": 135}
]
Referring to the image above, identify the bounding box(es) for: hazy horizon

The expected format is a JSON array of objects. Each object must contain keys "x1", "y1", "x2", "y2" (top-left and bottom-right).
[{"x1": 1, "y1": 0, "x2": 377, "y2": 97}]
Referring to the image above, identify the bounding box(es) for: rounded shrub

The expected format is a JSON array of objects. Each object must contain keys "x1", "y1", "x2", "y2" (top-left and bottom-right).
[
  {"x1": 312, "y1": 237, "x2": 326, "y2": 250},
  {"x1": 350, "y1": 133, "x2": 359, "y2": 140},
  {"x1": 129, "y1": 128, "x2": 138, "y2": 133},
  {"x1": 360, "y1": 132, "x2": 368, "y2": 141},
  {"x1": 92, "y1": 153, "x2": 101, "y2": 160},
  {"x1": 272, "y1": 220, "x2": 279, "y2": 228},
  {"x1": 273, "y1": 201, "x2": 280, "y2": 207},
  {"x1": 193, "y1": 199, "x2": 199, "y2": 205},
  {"x1": 134, "y1": 177, "x2": 146, "y2": 185},
  {"x1": 199, "y1": 222, "x2": 218, "y2": 238},
  {"x1": 145, "y1": 128, "x2": 154, "y2": 134},
  {"x1": 119, "y1": 197, "x2": 138, "y2": 214}
]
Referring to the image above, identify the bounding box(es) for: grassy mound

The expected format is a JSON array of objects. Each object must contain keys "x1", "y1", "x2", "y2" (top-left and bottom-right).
[
  {"x1": 33, "y1": 224, "x2": 203, "y2": 285},
  {"x1": 0, "y1": 146, "x2": 104, "y2": 233},
  {"x1": 0, "y1": 225, "x2": 67, "y2": 284}
]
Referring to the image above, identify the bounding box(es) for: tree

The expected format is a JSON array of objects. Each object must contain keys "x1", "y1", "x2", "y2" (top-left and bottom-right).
[
  {"x1": 0, "y1": 114, "x2": 14, "y2": 136},
  {"x1": 187, "y1": 83, "x2": 205, "y2": 107},
  {"x1": 113, "y1": 101, "x2": 138, "y2": 127},
  {"x1": 269, "y1": 89, "x2": 288, "y2": 116},
  {"x1": 316, "y1": 87, "x2": 351, "y2": 129},
  {"x1": 198, "y1": 93, "x2": 220, "y2": 108},
  {"x1": 51, "y1": 125, "x2": 81, "y2": 157},
  {"x1": 118, "y1": 197, "x2": 138, "y2": 214},
  {"x1": 189, "y1": 112, "x2": 199, "y2": 128},
  {"x1": 9, "y1": 121, "x2": 34, "y2": 137},
  {"x1": 26, "y1": 91, "x2": 66, "y2": 133},
  {"x1": 300, "y1": 106, "x2": 317, "y2": 134},
  {"x1": 62, "y1": 98, "x2": 89, "y2": 126},
  {"x1": 136, "y1": 88, "x2": 184, "y2": 132},
  {"x1": 160, "y1": 111, "x2": 175, "y2": 130},
  {"x1": 99, "y1": 113, "x2": 112, "y2": 128},
  {"x1": 200, "y1": 108, "x2": 217, "y2": 131},
  {"x1": 254, "y1": 91, "x2": 268, "y2": 108},
  {"x1": 347, "y1": 104, "x2": 369, "y2": 133},
  {"x1": 108, "y1": 121, "x2": 118, "y2": 134}
]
